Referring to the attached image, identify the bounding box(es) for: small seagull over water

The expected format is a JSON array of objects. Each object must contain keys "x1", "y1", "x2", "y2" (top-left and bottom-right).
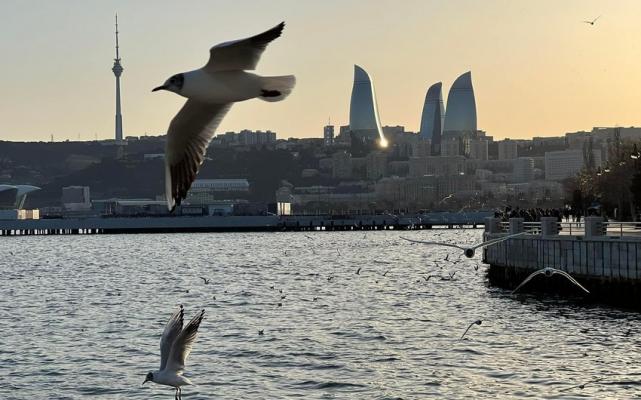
[
  {"x1": 511, "y1": 267, "x2": 590, "y2": 294},
  {"x1": 401, "y1": 232, "x2": 526, "y2": 258},
  {"x1": 153, "y1": 22, "x2": 296, "y2": 210},
  {"x1": 461, "y1": 320, "x2": 482, "y2": 339},
  {"x1": 143, "y1": 306, "x2": 205, "y2": 400},
  {"x1": 199, "y1": 277, "x2": 210, "y2": 285},
  {"x1": 583, "y1": 15, "x2": 600, "y2": 25},
  {"x1": 559, "y1": 377, "x2": 603, "y2": 392}
]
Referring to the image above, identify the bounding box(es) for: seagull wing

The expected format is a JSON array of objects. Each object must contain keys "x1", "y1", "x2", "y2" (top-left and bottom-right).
[
  {"x1": 166, "y1": 309, "x2": 205, "y2": 374},
  {"x1": 164, "y1": 100, "x2": 232, "y2": 210},
  {"x1": 159, "y1": 305, "x2": 184, "y2": 371},
  {"x1": 472, "y1": 232, "x2": 526, "y2": 250},
  {"x1": 511, "y1": 269, "x2": 545, "y2": 294},
  {"x1": 552, "y1": 269, "x2": 590, "y2": 294},
  {"x1": 204, "y1": 22, "x2": 285, "y2": 72},
  {"x1": 400, "y1": 237, "x2": 465, "y2": 250},
  {"x1": 593, "y1": 15, "x2": 601, "y2": 23},
  {"x1": 460, "y1": 321, "x2": 475, "y2": 339}
]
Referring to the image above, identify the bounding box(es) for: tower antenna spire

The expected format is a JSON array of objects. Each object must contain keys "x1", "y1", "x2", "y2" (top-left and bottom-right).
[{"x1": 114, "y1": 14, "x2": 120, "y2": 60}]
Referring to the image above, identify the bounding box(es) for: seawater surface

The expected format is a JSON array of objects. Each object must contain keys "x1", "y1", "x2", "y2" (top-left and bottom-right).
[{"x1": 1, "y1": 229, "x2": 641, "y2": 399}]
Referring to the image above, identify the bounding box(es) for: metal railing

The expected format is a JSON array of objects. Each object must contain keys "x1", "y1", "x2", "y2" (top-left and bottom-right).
[{"x1": 497, "y1": 220, "x2": 641, "y2": 238}]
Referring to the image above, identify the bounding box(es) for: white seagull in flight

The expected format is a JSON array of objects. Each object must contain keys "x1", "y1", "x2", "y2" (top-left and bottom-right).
[
  {"x1": 153, "y1": 22, "x2": 296, "y2": 210},
  {"x1": 583, "y1": 16, "x2": 600, "y2": 25},
  {"x1": 143, "y1": 306, "x2": 205, "y2": 399},
  {"x1": 401, "y1": 232, "x2": 526, "y2": 258},
  {"x1": 511, "y1": 267, "x2": 590, "y2": 295}
]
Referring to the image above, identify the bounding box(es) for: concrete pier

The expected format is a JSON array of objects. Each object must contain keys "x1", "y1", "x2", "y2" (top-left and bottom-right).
[
  {"x1": 483, "y1": 217, "x2": 641, "y2": 308},
  {"x1": 0, "y1": 211, "x2": 492, "y2": 237}
]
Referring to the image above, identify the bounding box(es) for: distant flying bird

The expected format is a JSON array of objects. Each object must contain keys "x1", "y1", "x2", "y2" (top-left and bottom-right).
[
  {"x1": 461, "y1": 320, "x2": 482, "y2": 339},
  {"x1": 199, "y1": 277, "x2": 210, "y2": 285},
  {"x1": 401, "y1": 232, "x2": 526, "y2": 258},
  {"x1": 583, "y1": 16, "x2": 600, "y2": 25},
  {"x1": 382, "y1": 270, "x2": 390, "y2": 277},
  {"x1": 559, "y1": 377, "x2": 603, "y2": 392},
  {"x1": 438, "y1": 194, "x2": 454, "y2": 204},
  {"x1": 440, "y1": 271, "x2": 456, "y2": 281},
  {"x1": 356, "y1": 267, "x2": 362, "y2": 275},
  {"x1": 422, "y1": 275, "x2": 433, "y2": 282},
  {"x1": 511, "y1": 267, "x2": 590, "y2": 295},
  {"x1": 143, "y1": 306, "x2": 205, "y2": 399},
  {"x1": 444, "y1": 254, "x2": 449, "y2": 262},
  {"x1": 153, "y1": 22, "x2": 296, "y2": 211}
]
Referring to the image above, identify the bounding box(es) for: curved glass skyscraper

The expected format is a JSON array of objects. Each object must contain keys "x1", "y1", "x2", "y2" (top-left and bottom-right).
[
  {"x1": 418, "y1": 82, "x2": 444, "y2": 154},
  {"x1": 443, "y1": 71, "x2": 477, "y2": 133},
  {"x1": 349, "y1": 65, "x2": 387, "y2": 146}
]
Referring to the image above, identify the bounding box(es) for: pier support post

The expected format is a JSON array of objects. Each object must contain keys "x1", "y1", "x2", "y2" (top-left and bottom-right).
[
  {"x1": 585, "y1": 216, "x2": 604, "y2": 238},
  {"x1": 509, "y1": 218, "x2": 524, "y2": 234},
  {"x1": 485, "y1": 217, "x2": 501, "y2": 234},
  {"x1": 540, "y1": 217, "x2": 559, "y2": 236}
]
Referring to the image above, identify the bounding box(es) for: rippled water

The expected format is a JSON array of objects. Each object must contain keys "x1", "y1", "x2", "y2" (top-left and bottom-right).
[{"x1": 2, "y1": 229, "x2": 641, "y2": 399}]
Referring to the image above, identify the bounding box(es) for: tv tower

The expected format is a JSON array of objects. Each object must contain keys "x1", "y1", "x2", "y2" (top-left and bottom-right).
[{"x1": 112, "y1": 14, "x2": 124, "y2": 142}]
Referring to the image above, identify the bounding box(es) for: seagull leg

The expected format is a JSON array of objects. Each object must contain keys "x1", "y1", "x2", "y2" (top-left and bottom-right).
[
  {"x1": 179, "y1": 387, "x2": 182, "y2": 399},
  {"x1": 175, "y1": 387, "x2": 178, "y2": 400}
]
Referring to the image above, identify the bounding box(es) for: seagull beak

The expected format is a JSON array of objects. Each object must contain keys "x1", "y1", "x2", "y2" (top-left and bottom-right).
[
  {"x1": 142, "y1": 379, "x2": 149, "y2": 385},
  {"x1": 152, "y1": 85, "x2": 167, "y2": 92}
]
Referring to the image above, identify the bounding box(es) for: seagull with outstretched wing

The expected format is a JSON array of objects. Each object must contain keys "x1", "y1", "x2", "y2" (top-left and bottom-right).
[
  {"x1": 153, "y1": 22, "x2": 296, "y2": 211},
  {"x1": 512, "y1": 267, "x2": 590, "y2": 294},
  {"x1": 461, "y1": 320, "x2": 482, "y2": 339},
  {"x1": 143, "y1": 306, "x2": 206, "y2": 399},
  {"x1": 583, "y1": 15, "x2": 600, "y2": 25},
  {"x1": 401, "y1": 231, "x2": 526, "y2": 258}
]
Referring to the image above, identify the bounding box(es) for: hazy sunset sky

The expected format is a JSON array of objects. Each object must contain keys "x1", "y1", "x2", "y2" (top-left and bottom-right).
[{"x1": 1, "y1": 0, "x2": 640, "y2": 142}]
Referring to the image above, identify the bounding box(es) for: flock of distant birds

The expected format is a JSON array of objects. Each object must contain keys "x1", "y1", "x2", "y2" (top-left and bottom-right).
[{"x1": 144, "y1": 229, "x2": 594, "y2": 399}]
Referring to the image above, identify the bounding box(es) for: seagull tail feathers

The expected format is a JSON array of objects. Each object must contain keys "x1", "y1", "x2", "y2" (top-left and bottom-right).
[
  {"x1": 258, "y1": 75, "x2": 296, "y2": 102},
  {"x1": 164, "y1": 161, "x2": 176, "y2": 212}
]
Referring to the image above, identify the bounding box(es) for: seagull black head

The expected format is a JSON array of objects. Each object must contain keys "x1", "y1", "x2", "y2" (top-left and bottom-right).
[
  {"x1": 464, "y1": 248, "x2": 475, "y2": 258},
  {"x1": 143, "y1": 371, "x2": 153, "y2": 385},
  {"x1": 153, "y1": 73, "x2": 184, "y2": 93}
]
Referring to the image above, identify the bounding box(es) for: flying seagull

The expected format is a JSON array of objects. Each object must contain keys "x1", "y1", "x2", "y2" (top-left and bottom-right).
[
  {"x1": 583, "y1": 16, "x2": 600, "y2": 25},
  {"x1": 153, "y1": 22, "x2": 296, "y2": 211},
  {"x1": 438, "y1": 194, "x2": 454, "y2": 204},
  {"x1": 401, "y1": 232, "x2": 526, "y2": 258},
  {"x1": 143, "y1": 306, "x2": 205, "y2": 399},
  {"x1": 199, "y1": 277, "x2": 210, "y2": 285},
  {"x1": 461, "y1": 320, "x2": 482, "y2": 339},
  {"x1": 559, "y1": 377, "x2": 603, "y2": 392},
  {"x1": 511, "y1": 267, "x2": 590, "y2": 294}
]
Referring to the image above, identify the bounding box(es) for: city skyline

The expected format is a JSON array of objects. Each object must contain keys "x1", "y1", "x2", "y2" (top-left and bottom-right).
[{"x1": 2, "y1": 0, "x2": 640, "y2": 142}]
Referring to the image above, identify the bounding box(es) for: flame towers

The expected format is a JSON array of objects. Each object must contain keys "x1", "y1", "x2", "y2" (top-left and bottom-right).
[
  {"x1": 443, "y1": 71, "x2": 477, "y2": 133},
  {"x1": 348, "y1": 65, "x2": 387, "y2": 146},
  {"x1": 112, "y1": 15, "x2": 124, "y2": 142},
  {"x1": 418, "y1": 82, "x2": 445, "y2": 155}
]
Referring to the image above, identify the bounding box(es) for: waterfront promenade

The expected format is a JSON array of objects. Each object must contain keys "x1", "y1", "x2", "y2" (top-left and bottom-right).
[{"x1": 483, "y1": 217, "x2": 641, "y2": 307}]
